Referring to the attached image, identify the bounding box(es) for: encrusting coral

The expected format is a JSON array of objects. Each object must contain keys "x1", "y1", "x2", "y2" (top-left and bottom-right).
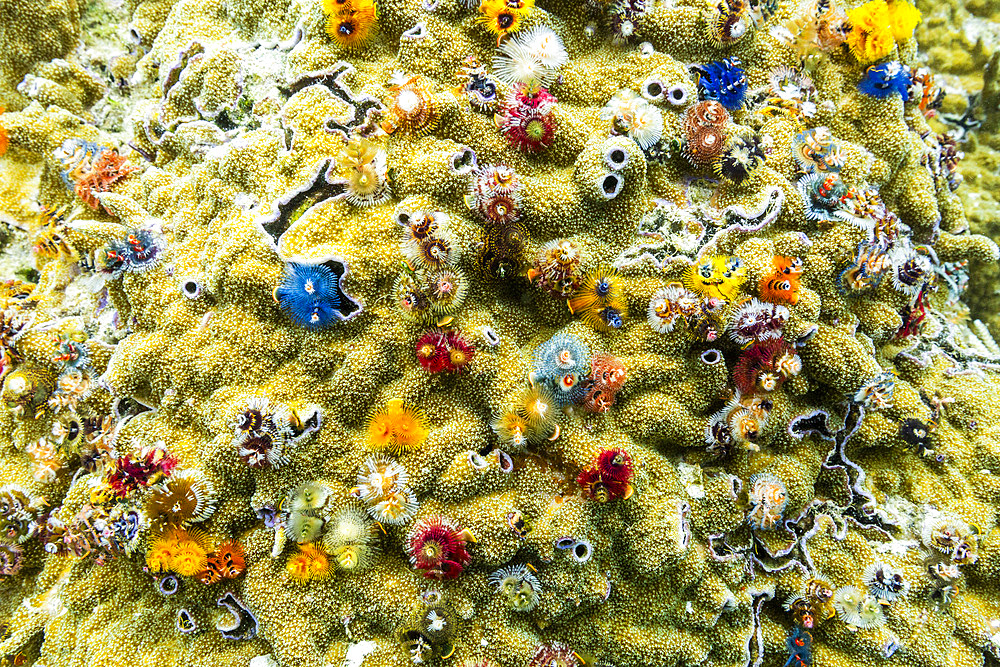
[{"x1": 1, "y1": 0, "x2": 1000, "y2": 666}]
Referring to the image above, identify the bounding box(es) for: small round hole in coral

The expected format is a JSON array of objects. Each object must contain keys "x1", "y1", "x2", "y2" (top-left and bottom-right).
[
  {"x1": 180, "y1": 279, "x2": 203, "y2": 299},
  {"x1": 598, "y1": 173, "x2": 623, "y2": 200},
  {"x1": 482, "y1": 326, "x2": 500, "y2": 347},
  {"x1": 555, "y1": 536, "x2": 576, "y2": 550},
  {"x1": 497, "y1": 450, "x2": 513, "y2": 473},
  {"x1": 572, "y1": 539, "x2": 593, "y2": 563},
  {"x1": 395, "y1": 210, "x2": 412, "y2": 227},
  {"x1": 642, "y1": 79, "x2": 664, "y2": 100},
  {"x1": 604, "y1": 147, "x2": 629, "y2": 171},
  {"x1": 667, "y1": 85, "x2": 689, "y2": 107},
  {"x1": 700, "y1": 349, "x2": 722, "y2": 365},
  {"x1": 176, "y1": 609, "x2": 197, "y2": 634},
  {"x1": 468, "y1": 451, "x2": 489, "y2": 470},
  {"x1": 158, "y1": 574, "x2": 180, "y2": 596},
  {"x1": 402, "y1": 21, "x2": 429, "y2": 41}
]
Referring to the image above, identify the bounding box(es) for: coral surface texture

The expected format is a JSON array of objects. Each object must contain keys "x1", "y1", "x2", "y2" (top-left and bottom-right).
[{"x1": 2, "y1": 0, "x2": 1000, "y2": 666}]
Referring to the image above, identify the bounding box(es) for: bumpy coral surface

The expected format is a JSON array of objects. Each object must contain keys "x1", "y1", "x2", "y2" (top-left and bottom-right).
[{"x1": 2, "y1": 0, "x2": 1000, "y2": 666}]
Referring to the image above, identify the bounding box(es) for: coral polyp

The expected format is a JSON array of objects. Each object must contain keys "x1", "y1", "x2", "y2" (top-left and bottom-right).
[
  {"x1": 516, "y1": 384, "x2": 557, "y2": 436},
  {"x1": 760, "y1": 256, "x2": 804, "y2": 305},
  {"x1": 67, "y1": 146, "x2": 137, "y2": 210},
  {"x1": 732, "y1": 339, "x2": 801, "y2": 394},
  {"x1": 648, "y1": 283, "x2": 700, "y2": 333},
  {"x1": 383, "y1": 74, "x2": 439, "y2": 135},
  {"x1": 533, "y1": 332, "x2": 590, "y2": 401},
  {"x1": 858, "y1": 61, "x2": 911, "y2": 100},
  {"x1": 198, "y1": 540, "x2": 246, "y2": 584},
  {"x1": 324, "y1": 507, "x2": 378, "y2": 571},
  {"x1": 478, "y1": 0, "x2": 532, "y2": 43},
  {"x1": 601, "y1": 89, "x2": 664, "y2": 149},
  {"x1": 530, "y1": 239, "x2": 583, "y2": 298},
  {"x1": 492, "y1": 410, "x2": 530, "y2": 450},
  {"x1": 581, "y1": 352, "x2": 626, "y2": 413},
  {"x1": 863, "y1": 561, "x2": 909, "y2": 602},
  {"x1": 499, "y1": 84, "x2": 557, "y2": 153},
  {"x1": 336, "y1": 136, "x2": 392, "y2": 207},
  {"x1": 529, "y1": 643, "x2": 581, "y2": 667},
  {"x1": 686, "y1": 255, "x2": 746, "y2": 302},
  {"x1": 682, "y1": 102, "x2": 729, "y2": 166},
  {"x1": 712, "y1": 132, "x2": 766, "y2": 184},
  {"x1": 106, "y1": 444, "x2": 178, "y2": 498},
  {"x1": 493, "y1": 26, "x2": 567, "y2": 89},
  {"x1": 286, "y1": 543, "x2": 332, "y2": 583},
  {"x1": 356, "y1": 455, "x2": 407, "y2": 499},
  {"x1": 414, "y1": 326, "x2": 476, "y2": 374}
]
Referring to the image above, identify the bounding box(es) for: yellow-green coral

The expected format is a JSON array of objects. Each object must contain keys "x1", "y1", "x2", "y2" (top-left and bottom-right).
[{"x1": 0, "y1": 1, "x2": 1000, "y2": 667}]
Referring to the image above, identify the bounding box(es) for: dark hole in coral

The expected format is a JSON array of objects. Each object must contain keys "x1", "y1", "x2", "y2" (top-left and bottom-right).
[
  {"x1": 796, "y1": 324, "x2": 818, "y2": 346},
  {"x1": 482, "y1": 326, "x2": 500, "y2": 346},
  {"x1": 700, "y1": 349, "x2": 721, "y2": 364},
  {"x1": 112, "y1": 396, "x2": 153, "y2": 422},
  {"x1": 216, "y1": 592, "x2": 257, "y2": 640},
  {"x1": 452, "y1": 148, "x2": 475, "y2": 172},
  {"x1": 667, "y1": 86, "x2": 688, "y2": 106},
  {"x1": 403, "y1": 22, "x2": 429, "y2": 39},
  {"x1": 573, "y1": 541, "x2": 591, "y2": 561},
  {"x1": 158, "y1": 574, "x2": 179, "y2": 595},
  {"x1": 645, "y1": 81, "x2": 663, "y2": 98},
  {"x1": 292, "y1": 406, "x2": 323, "y2": 438},
  {"x1": 66, "y1": 419, "x2": 81, "y2": 442},
  {"x1": 177, "y1": 609, "x2": 197, "y2": 633},
  {"x1": 321, "y1": 258, "x2": 361, "y2": 320},
  {"x1": 215, "y1": 108, "x2": 237, "y2": 132},
  {"x1": 609, "y1": 149, "x2": 626, "y2": 165},
  {"x1": 258, "y1": 158, "x2": 347, "y2": 245},
  {"x1": 182, "y1": 280, "x2": 201, "y2": 298},
  {"x1": 788, "y1": 410, "x2": 833, "y2": 439},
  {"x1": 602, "y1": 174, "x2": 620, "y2": 195}
]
